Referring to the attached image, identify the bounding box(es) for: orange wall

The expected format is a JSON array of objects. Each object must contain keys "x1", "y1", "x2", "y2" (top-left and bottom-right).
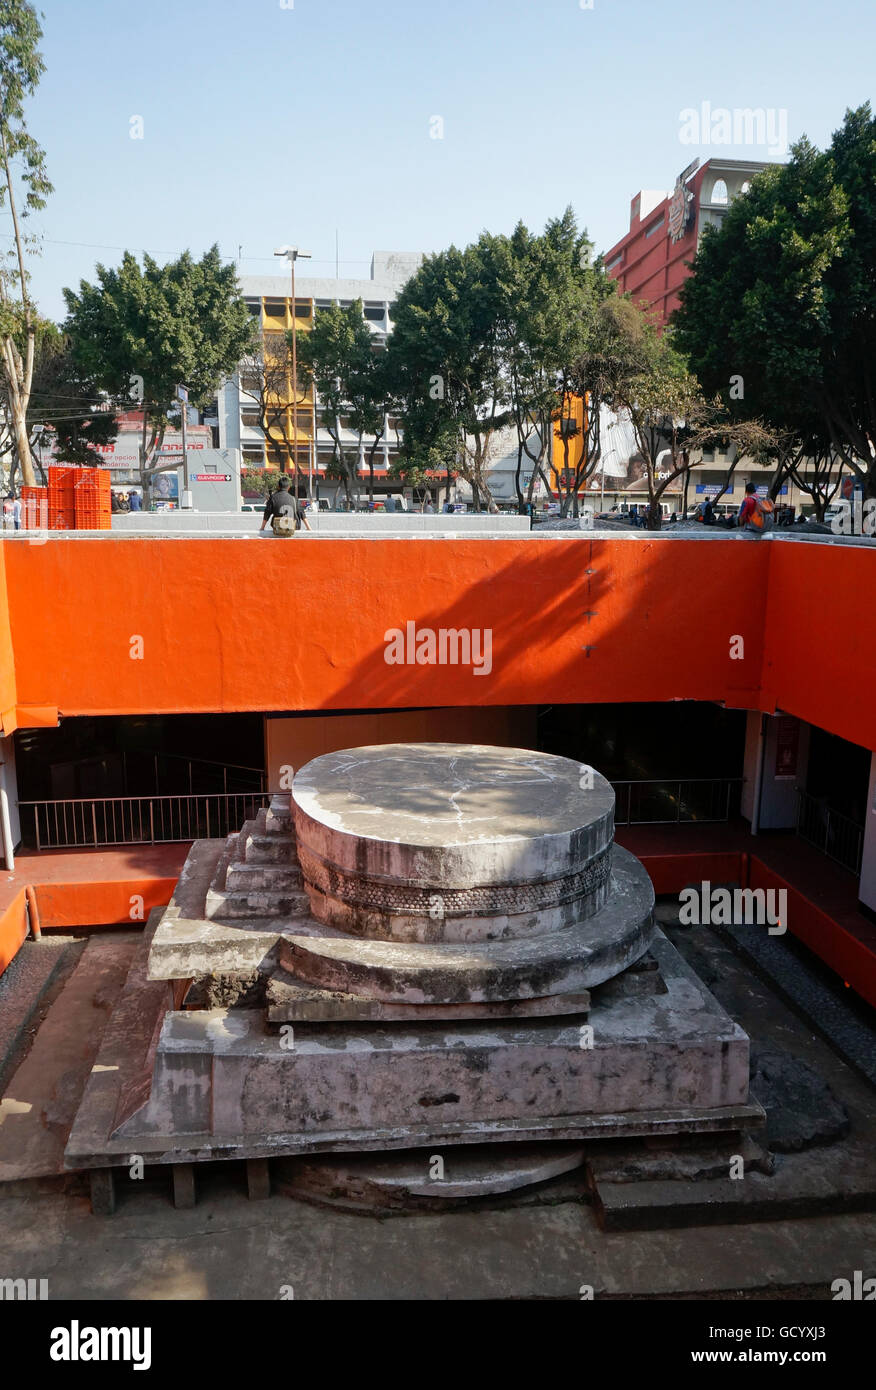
[
  {"x1": 0, "y1": 542, "x2": 16, "y2": 728},
  {"x1": 0, "y1": 889, "x2": 27, "y2": 976},
  {"x1": 1, "y1": 536, "x2": 769, "y2": 715},
  {"x1": 762, "y1": 543, "x2": 876, "y2": 751},
  {"x1": 1, "y1": 535, "x2": 873, "y2": 753}
]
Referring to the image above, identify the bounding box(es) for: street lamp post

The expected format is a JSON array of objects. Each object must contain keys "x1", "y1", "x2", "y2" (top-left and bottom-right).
[{"x1": 274, "y1": 246, "x2": 311, "y2": 502}]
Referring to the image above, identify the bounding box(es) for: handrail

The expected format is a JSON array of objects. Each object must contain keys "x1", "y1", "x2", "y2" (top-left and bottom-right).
[
  {"x1": 796, "y1": 788, "x2": 864, "y2": 875},
  {"x1": 610, "y1": 776, "x2": 742, "y2": 826},
  {"x1": 19, "y1": 790, "x2": 270, "y2": 850}
]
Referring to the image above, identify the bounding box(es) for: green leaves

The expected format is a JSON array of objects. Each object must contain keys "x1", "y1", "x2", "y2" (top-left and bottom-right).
[
  {"x1": 674, "y1": 105, "x2": 876, "y2": 483},
  {"x1": 62, "y1": 245, "x2": 256, "y2": 417}
]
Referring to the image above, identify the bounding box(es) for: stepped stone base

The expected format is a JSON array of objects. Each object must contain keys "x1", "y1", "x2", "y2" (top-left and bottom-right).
[
  {"x1": 65, "y1": 753, "x2": 766, "y2": 1220},
  {"x1": 67, "y1": 924, "x2": 762, "y2": 1168}
]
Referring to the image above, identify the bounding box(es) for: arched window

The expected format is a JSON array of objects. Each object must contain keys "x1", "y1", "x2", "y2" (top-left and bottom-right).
[{"x1": 711, "y1": 179, "x2": 729, "y2": 205}]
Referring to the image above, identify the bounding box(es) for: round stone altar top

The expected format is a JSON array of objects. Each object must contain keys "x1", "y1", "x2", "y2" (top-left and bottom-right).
[
  {"x1": 292, "y1": 744, "x2": 615, "y2": 915},
  {"x1": 293, "y1": 743, "x2": 613, "y2": 848}
]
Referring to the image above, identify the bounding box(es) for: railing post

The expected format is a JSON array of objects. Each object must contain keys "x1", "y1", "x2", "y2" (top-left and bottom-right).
[
  {"x1": 92, "y1": 803, "x2": 98, "y2": 847},
  {"x1": 149, "y1": 802, "x2": 155, "y2": 844},
  {"x1": 35, "y1": 807, "x2": 41, "y2": 852}
]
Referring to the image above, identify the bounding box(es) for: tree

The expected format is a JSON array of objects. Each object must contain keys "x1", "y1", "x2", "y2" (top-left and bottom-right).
[
  {"x1": 600, "y1": 309, "x2": 707, "y2": 529},
  {"x1": 26, "y1": 321, "x2": 118, "y2": 468},
  {"x1": 238, "y1": 332, "x2": 304, "y2": 485},
  {"x1": 297, "y1": 300, "x2": 384, "y2": 509},
  {"x1": 497, "y1": 212, "x2": 607, "y2": 516},
  {"x1": 674, "y1": 106, "x2": 876, "y2": 495},
  {"x1": 0, "y1": 0, "x2": 52, "y2": 487},
  {"x1": 385, "y1": 241, "x2": 511, "y2": 510},
  {"x1": 63, "y1": 246, "x2": 254, "y2": 499}
]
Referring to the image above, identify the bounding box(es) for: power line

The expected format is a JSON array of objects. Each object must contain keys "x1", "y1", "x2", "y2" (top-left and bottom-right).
[{"x1": 0, "y1": 232, "x2": 373, "y2": 270}]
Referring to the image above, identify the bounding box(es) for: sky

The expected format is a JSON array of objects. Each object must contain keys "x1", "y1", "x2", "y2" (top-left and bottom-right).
[{"x1": 13, "y1": 0, "x2": 876, "y2": 321}]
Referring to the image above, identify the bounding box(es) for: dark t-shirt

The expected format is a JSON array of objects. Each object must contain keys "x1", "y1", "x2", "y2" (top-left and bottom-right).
[{"x1": 265, "y1": 491, "x2": 306, "y2": 527}]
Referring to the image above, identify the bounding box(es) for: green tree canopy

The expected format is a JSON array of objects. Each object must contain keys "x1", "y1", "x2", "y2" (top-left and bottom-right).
[
  {"x1": 673, "y1": 105, "x2": 876, "y2": 493},
  {"x1": 62, "y1": 246, "x2": 255, "y2": 488}
]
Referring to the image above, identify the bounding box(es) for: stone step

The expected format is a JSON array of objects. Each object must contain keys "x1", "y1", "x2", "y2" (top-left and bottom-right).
[
  {"x1": 265, "y1": 794, "x2": 294, "y2": 835},
  {"x1": 244, "y1": 833, "x2": 298, "y2": 865},
  {"x1": 205, "y1": 886, "x2": 312, "y2": 921},
  {"x1": 226, "y1": 862, "x2": 303, "y2": 892}
]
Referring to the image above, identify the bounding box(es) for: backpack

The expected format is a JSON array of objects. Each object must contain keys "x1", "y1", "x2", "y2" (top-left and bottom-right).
[
  {"x1": 270, "y1": 491, "x2": 299, "y2": 521},
  {"x1": 751, "y1": 497, "x2": 774, "y2": 530}
]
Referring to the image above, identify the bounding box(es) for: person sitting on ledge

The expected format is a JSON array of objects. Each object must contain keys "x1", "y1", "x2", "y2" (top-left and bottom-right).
[{"x1": 260, "y1": 476, "x2": 312, "y2": 537}]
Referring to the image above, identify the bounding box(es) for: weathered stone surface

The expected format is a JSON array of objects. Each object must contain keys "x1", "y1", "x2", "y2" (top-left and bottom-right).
[
  {"x1": 118, "y1": 931, "x2": 752, "y2": 1145},
  {"x1": 277, "y1": 847, "x2": 654, "y2": 1003},
  {"x1": 275, "y1": 1143, "x2": 587, "y2": 1210},
  {"x1": 293, "y1": 744, "x2": 615, "y2": 941},
  {"x1": 264, "y1": 969, "x2": 590, "y2": 1023},
  {"x1": 749, "y1": 1046, "x2": 850, "y2": 1152},
  {"x1": 150, "y1": 839, "x2": 655, "y2": 1002},
  {"x1": 586, "y1": 1132, "x2": 773, "y2": 1185}
]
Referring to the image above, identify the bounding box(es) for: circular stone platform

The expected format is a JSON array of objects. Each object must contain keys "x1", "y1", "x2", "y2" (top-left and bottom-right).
[
  {"x1": 292, "y1": 744, "x2": 615, "y2": 943},
  {"x1": 274, "y1": 1143, "x2": 587, "y2": 1212}
]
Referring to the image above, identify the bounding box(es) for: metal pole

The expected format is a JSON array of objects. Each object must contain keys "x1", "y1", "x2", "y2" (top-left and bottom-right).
[
  {"x1": 180, "y1": 387, "x2": 191, "y2": 508},
  {"x1": 291, "y1": 255, "x2": 299, "y2": 502}
]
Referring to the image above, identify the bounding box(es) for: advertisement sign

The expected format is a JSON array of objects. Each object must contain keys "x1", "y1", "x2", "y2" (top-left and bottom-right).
[{"x1": 774, "y1": 716, "x2": 800, "y2": 780}]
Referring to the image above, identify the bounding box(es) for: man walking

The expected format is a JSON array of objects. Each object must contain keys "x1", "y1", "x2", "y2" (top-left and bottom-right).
[{"x1": 259, "y1": 476, "x2": 312, "y2": 537}]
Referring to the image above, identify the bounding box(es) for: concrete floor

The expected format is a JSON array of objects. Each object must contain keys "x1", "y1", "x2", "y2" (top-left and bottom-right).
[{"x1": 0, "y1": 912, "x2": 874, "y2": 1300}]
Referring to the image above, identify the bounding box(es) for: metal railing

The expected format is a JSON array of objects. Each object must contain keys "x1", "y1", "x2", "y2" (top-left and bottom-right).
[
  {"x1": 19, "y1": 791, "x2": 270, "y2": 850},
  {"x1": 611, "y1": 778, "x2": 742, "y2": 826},
  {"x1": 796, "y1": 789, "x2": 864, "y2": 875}
]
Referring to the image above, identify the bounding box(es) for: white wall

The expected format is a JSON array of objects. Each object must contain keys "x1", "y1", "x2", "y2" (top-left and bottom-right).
[
  {"x1": 858, "y1": 753, "x2": 876, "y2": 913},
  {"x1": 741, "y1": 711, "x2": 810, "y2": 831}
]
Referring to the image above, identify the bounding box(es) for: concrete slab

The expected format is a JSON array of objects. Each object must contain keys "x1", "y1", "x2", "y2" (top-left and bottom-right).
[{"x1": 0, "y1": 933, "x2": 139, "y2": 1182}]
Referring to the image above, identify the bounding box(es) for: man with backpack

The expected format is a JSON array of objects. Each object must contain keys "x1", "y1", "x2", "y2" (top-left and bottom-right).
[
  {"x1": 259, "y1": 476, "x2": 312, "y2": 537},
  {"x1": 737, "y1": 482, "x2": 774, "y2": 537}
]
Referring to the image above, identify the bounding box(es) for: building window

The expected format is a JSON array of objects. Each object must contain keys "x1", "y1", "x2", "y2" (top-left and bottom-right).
[
  {"x1": 247, "y1": 302, "x2": 261, "y2": 317},
  {"x1": 363, "y1": 305, "x2": 385, "y2": 322},
  {"x1": 293, "y1": 301, "x2": 312, "y2": 318},
  {"x1": 241, "y1": 410, "x2": 262, "y2": 429},
  {"x1": 605, "y1": 252, "x2": 623, "y2": 272},
  {"x1": 711, "y1": 179, "x2": 729, "y2": 205},
  {"x1": 644, "y1": 215, "x2": 664, "y2": 238},
  {"x1": 264, "y1": 300, "x2": 287, "y2": 318}
]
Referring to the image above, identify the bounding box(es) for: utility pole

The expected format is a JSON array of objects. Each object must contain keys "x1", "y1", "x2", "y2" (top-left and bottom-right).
[
  {"x1": 274, "y1": 246, "x2": 311, "y2": 503},
  {"x1": 177, "y1": 384, "x2": 191, "y2": 509}
]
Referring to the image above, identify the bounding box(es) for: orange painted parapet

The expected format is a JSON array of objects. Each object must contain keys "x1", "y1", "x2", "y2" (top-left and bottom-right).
[
  {"x1": 0, "y1": 543, "x2": 16, "y2": 719},
  {"x1": 2, "y1": 534, "x2": 874, "y2": 747},
  {"x1": 634, "y1": 852, "x2": 744, "y2": 898},
  {"x1": 762, "y1": 543, "x2": 876, "y2": 750},
  {"x1": 1, "y1": 705, "x2": 59, "y2": 736},
  {"x1": 748, "y1": 858, "x2": 876, "y2": 1011},
  {"x1": 1, "y1": 536, "x2": 772, "y2": 718},
  {"x1": 0, "y1": 888, "x2": 28, "y2": 976},
  {"x1": 32, "y1": 878, "x2": 178, "y2": 930}
]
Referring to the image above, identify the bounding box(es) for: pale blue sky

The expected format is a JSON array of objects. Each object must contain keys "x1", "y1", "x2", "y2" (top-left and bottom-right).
[{"x1": 15, "y1": 0, "x2": 876, "y2": 319}]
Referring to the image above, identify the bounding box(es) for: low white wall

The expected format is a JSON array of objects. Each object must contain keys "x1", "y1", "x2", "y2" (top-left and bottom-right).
[{"x1": 110, "y1": 512, "x2": 530, "y2": 535}]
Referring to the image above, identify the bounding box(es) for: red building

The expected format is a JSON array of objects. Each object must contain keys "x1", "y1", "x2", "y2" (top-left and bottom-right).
[{"x1": 604, "y1": 158, "x2": 772, "y2": 327}]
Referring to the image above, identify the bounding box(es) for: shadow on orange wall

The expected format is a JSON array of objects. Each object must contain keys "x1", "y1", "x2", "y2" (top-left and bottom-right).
[{"x1": 1, "y1": 536, "x2": 772, "y2": 719}]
